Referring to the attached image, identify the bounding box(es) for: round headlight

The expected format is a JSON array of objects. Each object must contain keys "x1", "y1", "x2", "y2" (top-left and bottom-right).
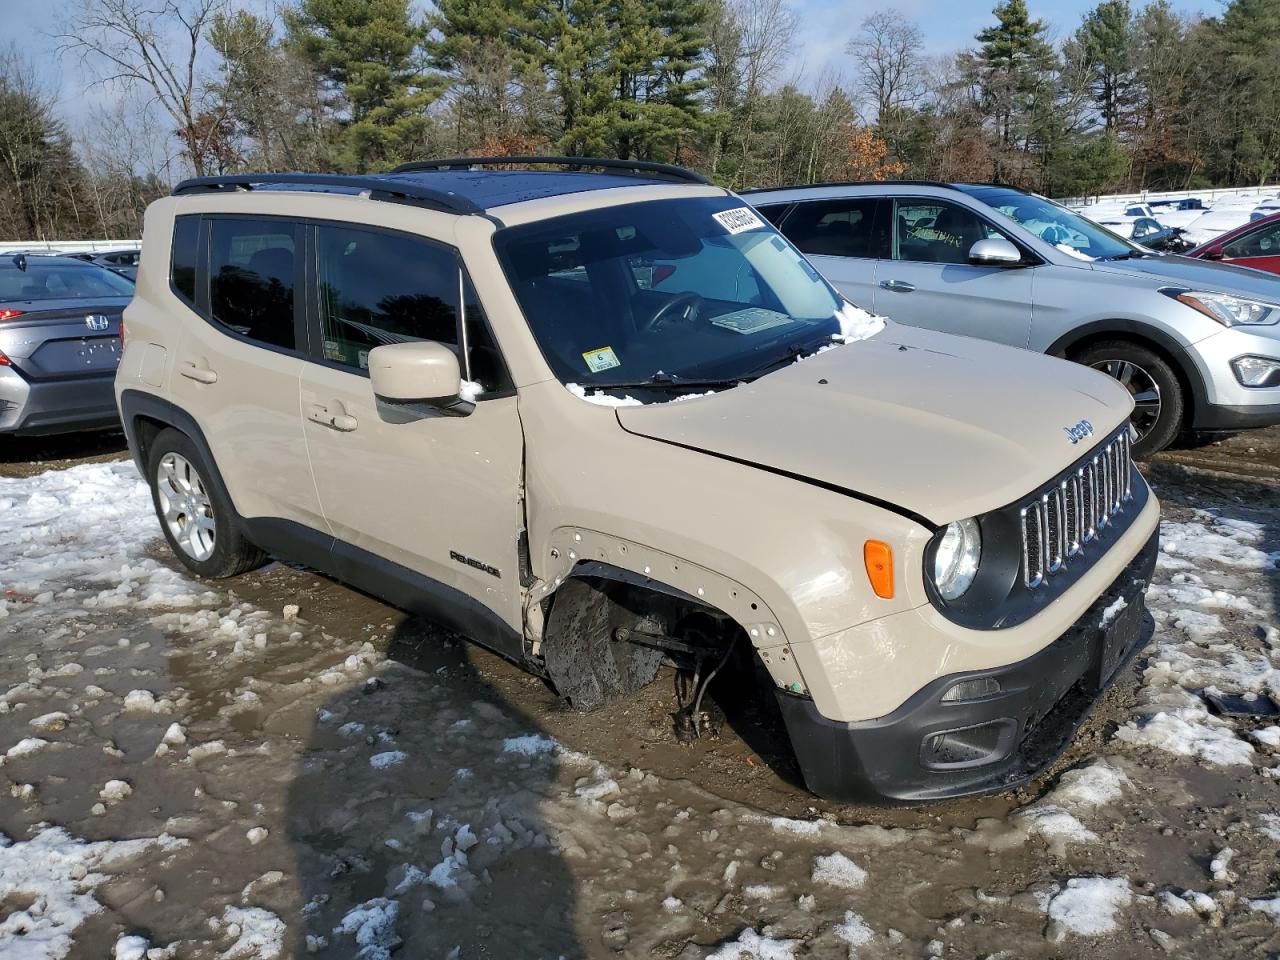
[{"x1": 934, "y1": 518, "x2": 982, "y2": 600}]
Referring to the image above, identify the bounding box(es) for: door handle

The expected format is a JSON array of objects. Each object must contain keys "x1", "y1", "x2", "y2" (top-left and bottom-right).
[
  {"x1": 179, "y1": 361, "x2": 218, "y2": 384},
  {"x1": 879, "y1": 279, "x2": 916, "y2": 293},
  {"x1": 307, "y1": 403, "x2": 358, "y2": 432}
]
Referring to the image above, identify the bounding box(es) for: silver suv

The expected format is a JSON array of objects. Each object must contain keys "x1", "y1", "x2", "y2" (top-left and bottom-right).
[
  {"x1": 747, "y1": 182, "x2": 1280, "y2": 455},
  {"x1": 117, "y1": 158, "x2": 1159, "y2": 804}
]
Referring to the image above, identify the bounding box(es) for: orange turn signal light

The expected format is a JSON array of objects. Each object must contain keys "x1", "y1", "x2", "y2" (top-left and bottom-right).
[{"x1": 864, "y1": 540, "x2": 894, "y2": 599}]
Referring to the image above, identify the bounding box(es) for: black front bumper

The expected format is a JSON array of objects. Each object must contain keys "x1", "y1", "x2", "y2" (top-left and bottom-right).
[
  {"x1": 1192, "y1": 400, "x2": 1280, "y2": 432},
  {"x1": 777, "y1": 526, "x2": 1159, "y2": 805}
]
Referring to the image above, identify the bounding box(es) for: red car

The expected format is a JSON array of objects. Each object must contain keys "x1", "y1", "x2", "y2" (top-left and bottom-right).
[{"x1": 1187, "y1": 211, "x2": 1280, "y2": 275}]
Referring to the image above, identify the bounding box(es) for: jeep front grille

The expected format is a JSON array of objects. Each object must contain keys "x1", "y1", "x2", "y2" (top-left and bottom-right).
[{"x1": 1020, "y1": 430, "x2": 1132, "y2": 589}]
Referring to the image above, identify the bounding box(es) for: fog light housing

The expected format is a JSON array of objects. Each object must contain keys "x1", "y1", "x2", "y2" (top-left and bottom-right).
[
  {"x1": 1231, "y1": 355, "x2": 1280, "y2": 388},
  {"x1": 940, "y1": 677, "x2": 1002, "y2": 703},
  {"x1": 921, "y1": 719, "x2": 1016, "y2": 769}
]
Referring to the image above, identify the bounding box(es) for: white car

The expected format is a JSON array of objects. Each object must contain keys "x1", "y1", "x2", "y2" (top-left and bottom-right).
[
  {"x1": 1250, "y1": 198, "x2": 1280, "y2": 222},
  {"x1": 1180, "y1": 206, "x2": 1257, "y2": 247}
]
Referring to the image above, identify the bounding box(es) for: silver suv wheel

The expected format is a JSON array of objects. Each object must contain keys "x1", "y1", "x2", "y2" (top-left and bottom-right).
[
  {"x1": 1089, "y1": 358, "x2": 1162, "y2": 441},
  {"x1": 156, "y1": 452, "x2": 216, "y2": 561}
]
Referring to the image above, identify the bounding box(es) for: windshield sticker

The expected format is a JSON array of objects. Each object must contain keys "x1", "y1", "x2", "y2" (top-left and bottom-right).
[
  {"x1": 711, "y1": 307, "x2": 792, "y2": 336},
  {"x1": 712, "y1": 207, "x2": 765, "y2": 235},
  {"x1": 582, "y1": 346, "x2": 621, "y2": 372}
]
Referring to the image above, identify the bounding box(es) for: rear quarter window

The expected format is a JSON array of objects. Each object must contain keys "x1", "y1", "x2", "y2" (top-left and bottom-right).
[
  {"x1": 208, "y1": 218, "x2": 299, "y2": 351},
  {"x1": 171, "y1": 216, "x2": 200, "y2": 306}
]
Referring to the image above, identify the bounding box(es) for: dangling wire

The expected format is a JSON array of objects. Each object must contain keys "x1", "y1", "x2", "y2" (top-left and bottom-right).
[{"x1": 690, "y1": 634, "x2": 739, "y2": 737}]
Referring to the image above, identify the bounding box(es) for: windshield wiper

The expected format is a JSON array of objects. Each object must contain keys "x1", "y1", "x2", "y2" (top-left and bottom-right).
[
  {"x1": 588, "y1": 372, "x2": 746, "y2": 392},
  {"x1": 1099, "y1": 250, "x2": 1147, "y2": 261},
  {"x1": 739, "y1": 338, "x2": 831, "y2": 380}
]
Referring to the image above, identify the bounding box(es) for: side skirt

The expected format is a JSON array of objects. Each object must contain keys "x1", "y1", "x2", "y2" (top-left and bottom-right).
[{"x1": 242, "y1": 518, "x2": 527, "y2": 666}]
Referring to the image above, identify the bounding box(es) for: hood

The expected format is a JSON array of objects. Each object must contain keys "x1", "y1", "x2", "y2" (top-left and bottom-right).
[
  {"x1": 615, "y1": 324, "x2": 1131, "y2": 526},
  {"x1": 1090, "y1": 253, "x2": 1280, "y2": 300}
]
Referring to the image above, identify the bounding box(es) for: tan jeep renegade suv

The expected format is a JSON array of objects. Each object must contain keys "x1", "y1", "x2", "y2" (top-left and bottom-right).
[{"x1": 116, "y1": 157, "x2": 1160, "y2": 804}]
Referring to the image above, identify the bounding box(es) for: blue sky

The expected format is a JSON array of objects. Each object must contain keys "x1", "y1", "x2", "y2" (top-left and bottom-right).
[{"x1": 4, "y1": 0, "x2": 1216, "y2": 129}]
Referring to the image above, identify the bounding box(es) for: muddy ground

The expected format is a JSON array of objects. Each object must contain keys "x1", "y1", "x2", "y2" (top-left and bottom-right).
[{"x1": 1, "y1": 427, "x2": 1279, "y2": 959}]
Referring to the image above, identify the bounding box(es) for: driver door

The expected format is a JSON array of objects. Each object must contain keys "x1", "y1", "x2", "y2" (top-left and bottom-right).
[
  {"x1": 872, "y1": 198, "x2": 1035, "y2": 347},
  {"x1": 297, "y1": 221, "x2": 525, "y2": 634}
]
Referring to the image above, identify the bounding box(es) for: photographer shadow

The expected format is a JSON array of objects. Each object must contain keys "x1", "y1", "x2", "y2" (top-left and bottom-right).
[{"x1": 285, "y1": 615, "x2": 586, "y2": 958}]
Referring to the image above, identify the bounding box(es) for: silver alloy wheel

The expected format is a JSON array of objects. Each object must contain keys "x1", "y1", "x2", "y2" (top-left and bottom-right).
[
  {"x1": 1089, "y1": 358, "x2": 1162, "y2": 440},
  {"x1": 156, "y1": 452, "x2": 216, "y2": 562}
]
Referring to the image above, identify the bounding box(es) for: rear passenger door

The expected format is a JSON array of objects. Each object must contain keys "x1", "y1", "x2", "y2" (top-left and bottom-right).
[
  {"x1": 760, "y1": 198, "x2": 887, "y2": 311},
  {"x1": 168, "y1": 215, "x2": 324, "y2": 530},
  {"x1": 873, "y1": 198, "x2": 1035, "y2": 347},
  {"x1": 298, "y1": 221, "x2": 526, "y2": 633}
]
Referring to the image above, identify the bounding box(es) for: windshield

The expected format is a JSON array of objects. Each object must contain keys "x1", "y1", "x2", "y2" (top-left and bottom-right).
[
  {"x1": 493, "y1": 196, "x2": 877, "y2": 394},
  {"x1": 956, "y1": 186, "x2": 1138, "y2": 261},
  {"x1": 0, "y1": 258, "x2": 135, "y2": 301}
]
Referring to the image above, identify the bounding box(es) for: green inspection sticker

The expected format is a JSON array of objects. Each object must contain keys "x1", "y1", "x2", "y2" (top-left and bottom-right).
[{"x1": 582, "y1": 346, "x2": 621, "y2": 372}]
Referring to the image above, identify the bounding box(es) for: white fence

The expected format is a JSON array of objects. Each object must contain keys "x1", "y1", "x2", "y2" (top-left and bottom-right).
[
  {"x1": 1063, "y1": 184, "x2": 1280, "y2": 208},
  {"x1": 0, "y1": 240, "x2": 140, "y2": 256}
]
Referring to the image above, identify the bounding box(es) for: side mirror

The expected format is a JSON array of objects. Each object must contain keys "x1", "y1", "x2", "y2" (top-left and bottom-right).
[
  {"x1": 367, "y1": 341, "x2": 474, "y2": 419},
  {"x1": 968, "y1": 237, "x2": 1024, "y2": 266}
]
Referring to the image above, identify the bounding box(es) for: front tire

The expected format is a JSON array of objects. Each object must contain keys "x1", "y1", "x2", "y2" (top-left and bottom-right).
[
  {"x1": 146, "y1": 428, "x2": 266, "y2": 578},
  {"x1": 1072, "y1": 340, "x2": 1184, "y2": 457},
  {"x1": 541, "y1": 578, "x2": 664, "y2": 711}
]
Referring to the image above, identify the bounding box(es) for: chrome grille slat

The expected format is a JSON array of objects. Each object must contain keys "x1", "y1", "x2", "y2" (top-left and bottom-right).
[
  {"x1": 1021, "y1": 430, "x2": 1133, "y2": 589},
  {"x1": 1063, "y1": 475, "x2": 1082, "y2": 557},
  {"x1": 1022, "y1": 501, "x2": 1044, "y2": 588}
]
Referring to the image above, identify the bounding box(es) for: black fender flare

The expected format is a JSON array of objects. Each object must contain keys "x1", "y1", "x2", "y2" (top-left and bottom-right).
[{"x1": 118, "y1": 389, "x2": 242, "y2": 525}]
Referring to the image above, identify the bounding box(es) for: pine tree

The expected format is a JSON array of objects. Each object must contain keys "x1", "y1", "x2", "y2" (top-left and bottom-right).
[
  {"x1": 284, "y1": 0, "x2": 444, "y2": 171},
  {"x1": 559, "y1": 0, "x2": 711, "y2": 161},
  {"x1": 1202, "y1": 0, "x2": 1280, "y2": 184},
  {"x1": 0, "y1": 72, "x2": 93, "y2": 240},
  {"x1": 1076, "y1": 0, "x2": 1136, "y2": 132},
  {"x1": 972, "y1": 0, "x2": 1054, "y2": 154}
]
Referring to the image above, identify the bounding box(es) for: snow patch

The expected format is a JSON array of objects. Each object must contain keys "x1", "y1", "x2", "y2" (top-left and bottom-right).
[
  {"x1": 565, "y1": 383, "x2": 642, "y2": 407},
  {"x1": 706, "y1": 927, "x2": 799, "y2": 959},
  {"x1": 502, "y1": 734, "x2": 560, "y2": 757},
  {"x1": 811, "y1": 851, "x2": 867, "y2": 889},
  {"x1": 1045, "y1": 877, "x2": 1131, "y2": 938},
  {"x1": 0, "y1": 827, "x2": 187, "y2": 960},
  {"x1": 334, "y1": 898, "x2": 400, "y2": 960},
  {"x1": 216, "y1": 906, "x2": 285, "y2": 959}
]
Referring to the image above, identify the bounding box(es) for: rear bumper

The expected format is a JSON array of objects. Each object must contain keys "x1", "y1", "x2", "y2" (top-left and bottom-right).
[
  {"x1": 0, "y1": 367, "x2": 120, "y2": 436},
  {"x1": 776, "y1": 526, "x2": 1159, "y2": 805}
]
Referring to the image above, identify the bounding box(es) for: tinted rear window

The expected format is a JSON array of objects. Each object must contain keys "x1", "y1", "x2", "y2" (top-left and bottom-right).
[
  {"x1": 777, "y1": 198, "x2": 887, "y2": 259},
  {"x1": 171, "y1": 216, "x2": 200, "y2": 306},
  {"x1": 208, "y1": 218, "x2": 298, "y2": 350},
  {"x1": 0, "y1": 259, "x2": 134, "y2": 301}
]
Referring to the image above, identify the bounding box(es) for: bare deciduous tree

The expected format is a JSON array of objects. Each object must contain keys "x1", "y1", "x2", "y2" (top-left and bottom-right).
[
  {"x1": 847, "y1": 11, "x2": 926, "y2": 125},
  {"x1": 59, "y1": 0, "x2": 227, "y2": 176}
]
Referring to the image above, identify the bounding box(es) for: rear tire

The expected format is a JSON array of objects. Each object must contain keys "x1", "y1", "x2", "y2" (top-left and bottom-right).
[
  {"x1": 146, "y1": 428, "x2": 266, "y2": 578},
  {"x1": 542, "y1": 578, "x2": 664, "y2": 712},
  {"x1": 1072, "y1": 340, "x2": 1184, "y2": 457}
]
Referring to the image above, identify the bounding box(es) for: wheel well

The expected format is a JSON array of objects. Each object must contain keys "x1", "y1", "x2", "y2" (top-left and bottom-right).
[
  {"x1": 1058, "y1": 329, "x2": 1199, "y2": 427},
  {"x1": 545, "y1": 571, "x2": 736, "y2": 650},
  {"x1": 131, "y1": 414, "x2": 171, "y2": 468}
]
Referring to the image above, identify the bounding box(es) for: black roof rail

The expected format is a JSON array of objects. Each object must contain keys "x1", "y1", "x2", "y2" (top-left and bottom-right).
[
  {"x1": 739, "y1": 179, "x2": 957, "y2": 194},
  {"x1": 171, "y1": 172, "x2": 482, "y2": 215},
  {"x1": 392, "y1": 155, "x2": 710, "y2": 185}
]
